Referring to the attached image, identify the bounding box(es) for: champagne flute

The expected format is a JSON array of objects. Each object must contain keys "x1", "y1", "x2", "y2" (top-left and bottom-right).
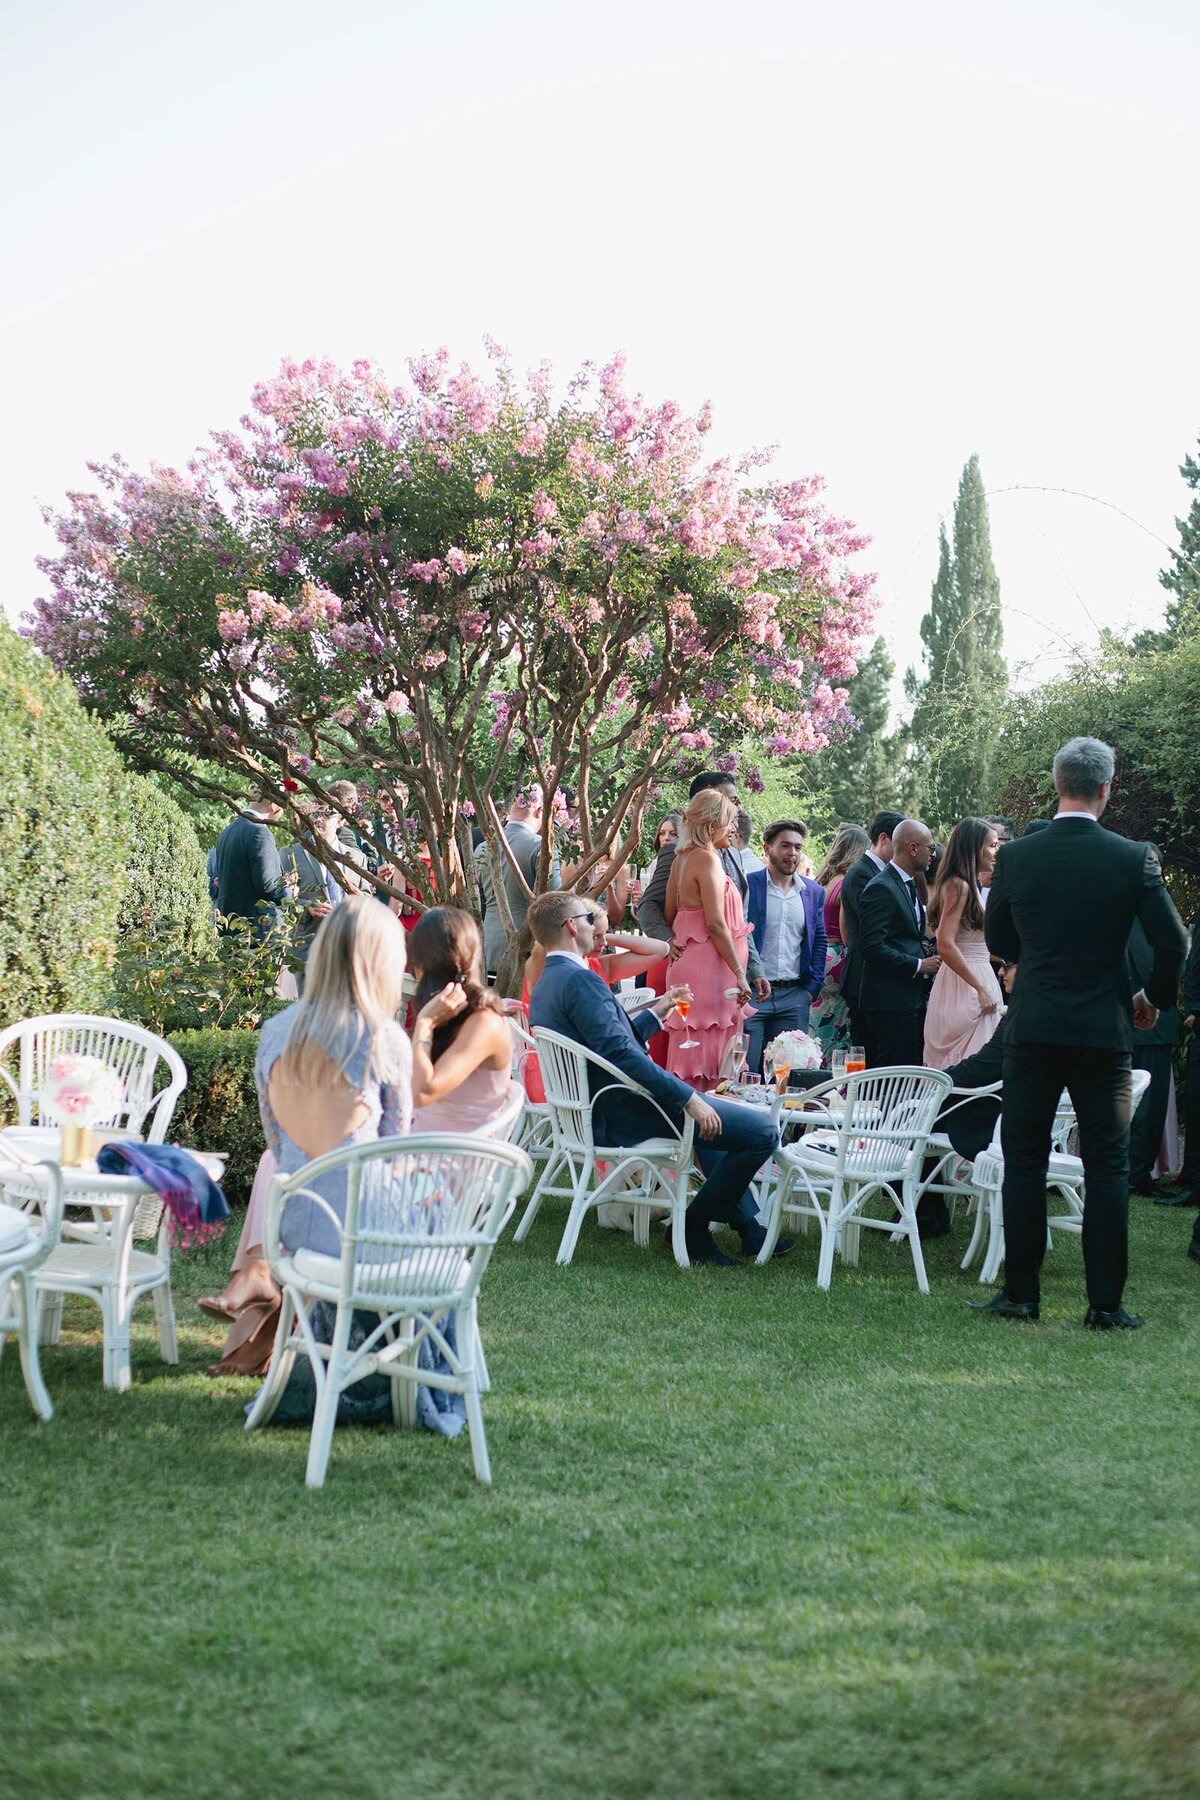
[{"x1": 673, "y1": 986, "x2": 699, "y2": 1051}]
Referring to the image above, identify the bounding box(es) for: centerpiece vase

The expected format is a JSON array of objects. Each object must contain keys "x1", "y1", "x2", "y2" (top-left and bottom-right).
[{"x1": 60, "y1": 1124, "x2": 94, "y2": 1167}]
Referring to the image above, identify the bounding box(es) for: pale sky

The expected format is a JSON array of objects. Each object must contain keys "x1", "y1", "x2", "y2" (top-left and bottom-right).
[{"x1": 4, "y1": 0, "x2": 1197, "y2": 706}]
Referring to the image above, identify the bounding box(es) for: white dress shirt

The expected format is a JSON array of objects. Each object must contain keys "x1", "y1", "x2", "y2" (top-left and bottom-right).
[{"x1": 760, "y1": 876, "x2": 807, "y2": 983}]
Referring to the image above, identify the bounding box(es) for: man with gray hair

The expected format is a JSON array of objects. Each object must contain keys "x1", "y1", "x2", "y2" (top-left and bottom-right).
[{"x1": 975, "y1": 737, "x2": 1186, "y2": 1329}]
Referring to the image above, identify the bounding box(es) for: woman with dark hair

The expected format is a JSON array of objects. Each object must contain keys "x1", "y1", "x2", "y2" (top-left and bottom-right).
[
  {"x1": 408, "y1": 907, "x2": 519, "y2": 1135},
  {"x1": 810, "y1": 823, "x2": 870, "y2": 1059},
  {"x1": 923, "y1": 818, "x2": 1003, "y2": 1068}
]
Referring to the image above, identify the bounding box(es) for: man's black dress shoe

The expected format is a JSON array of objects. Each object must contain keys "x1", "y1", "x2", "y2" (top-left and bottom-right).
[
  {"x1": 966, "y1": 1291, "x2": 1039, "y2": 1321},
  {"x1": 1154, "y1": 1187, "x2": 1196, "y2": 1207},
  {"x1": 1084, "y1": 1305, "x2": 1145, "y2": 1330},
  {"x1": 740, "y1": 1234, "x2": 796, "y2": 1260},
  {"x1": 685, "y1": 1237, "x2": 742, "y2": 1268}
]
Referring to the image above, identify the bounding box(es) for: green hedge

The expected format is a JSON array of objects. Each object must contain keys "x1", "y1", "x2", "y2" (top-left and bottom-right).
[
  {"x1": 120, "y1": 772, "x2": 214, "y2": 958},
  {"x1": 0, "y1": 620, "x2": 131, "y2": 1023},
  {"x1": 167, "y1": 1027, "x2": 263, "y2": 1206}
]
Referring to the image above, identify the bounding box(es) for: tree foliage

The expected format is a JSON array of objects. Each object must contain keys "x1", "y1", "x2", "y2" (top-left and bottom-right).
[
  {"x1": 1156, "y1": 434, "x2": 1200, "y2": 646},
  {"x1": 804, "y1": 636, "x2": 915, "y2": 833},
  {"x1": 29, "y1": 346, "x2": 877, "y2": 979},
  {"x1": 907, "y1": 456, "x2": 1008, "y2": 827}
]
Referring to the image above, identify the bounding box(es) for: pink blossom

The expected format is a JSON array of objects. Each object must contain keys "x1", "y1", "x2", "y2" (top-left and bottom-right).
[
  {"x1": 516, "y1": 420, "x2": 548, "y2": 455},
  {"x1": 446, "y1": 546, "x2": 470, "y2": 576},
  {"x1": 531, "y1": 489, "x2": 557, "y2": 524},
  {"x1": 383, "y1": 690, "x2": 409, "y2": 714},
  {"x1": 217, "y1": 608, "x2": 249, "y2": 642}
]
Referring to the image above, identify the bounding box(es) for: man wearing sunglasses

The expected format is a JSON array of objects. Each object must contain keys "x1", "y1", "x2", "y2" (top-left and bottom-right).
[{"x1": 527, "y1": 891, "x2": 786, "y2": 1266}]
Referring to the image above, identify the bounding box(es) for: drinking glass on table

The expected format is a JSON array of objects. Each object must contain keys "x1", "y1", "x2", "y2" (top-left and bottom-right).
[
  {"x1": 729, "y1": 1034, "x2": 749, "y2": 1082},
  {"x1": 831, "y1": 1048, "x2": 848, "y2": 1080},
  {"x1": 846, "y1": 1045, "x2": 866, "y2": 1074}
]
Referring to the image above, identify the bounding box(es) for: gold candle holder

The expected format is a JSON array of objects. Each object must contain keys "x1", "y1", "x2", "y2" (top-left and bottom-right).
[{"x1": 60, "y1": 1123, "x2": 94, "y2": 1167}]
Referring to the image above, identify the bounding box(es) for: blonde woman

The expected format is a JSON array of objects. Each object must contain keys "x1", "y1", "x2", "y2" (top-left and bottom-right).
[
  {"x1": 198, "y1": 895, "x2": 413, "y2": 1367},
  {"x1": 662, "y1": 789, "x2": 753, "y2": 1087}
]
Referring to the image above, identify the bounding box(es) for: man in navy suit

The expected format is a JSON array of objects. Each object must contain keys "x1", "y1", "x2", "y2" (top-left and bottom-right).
[
  {"x1": 527, "y1": 892, "x2": 784, "y2": 1266},
  {"x1": 744, "y1": 819, "x2": 827, "y2": 1073},
  {"x1": 857, "y1": 819, "x2": 942, "y2": 1068}
]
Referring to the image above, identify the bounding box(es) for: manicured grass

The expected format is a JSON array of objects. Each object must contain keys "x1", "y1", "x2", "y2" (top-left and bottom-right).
[{"x1": 2, "y1": 1197, "x2": 1199, "y2": 1799}]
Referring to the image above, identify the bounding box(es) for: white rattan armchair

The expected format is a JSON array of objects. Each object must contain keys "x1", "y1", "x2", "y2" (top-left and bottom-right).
[
  {"x1": 758, "y1": 1067, "x2": 952, "y2": 1290},
  {"x1": 0, "y1": 1144, "x2": 64, "y2": 1420},
  {"x1": 516, "y1": 1029, "x2": 696, "y2": 1266},
  {"x1": 246, "y1": 1134, "x2": 532, "y2": 1488}
]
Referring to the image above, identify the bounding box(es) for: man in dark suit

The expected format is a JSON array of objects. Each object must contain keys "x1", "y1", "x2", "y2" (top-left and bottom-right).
[
  {"x1": 744, "y1": 819, "x2": 827, "y2": 1073},
  {"x1": 527, "y1": 891, "x2": 782, "y2": 1266},
  {"x1": 637, "y1": 769, "x2": 771, "y2": 1001},
  {"x1": 213, "y1": 786, "x2": 288, "y2": 936},
  {"x1": 857, "y1": 819, "x2": 942, "y2": 1068},
  {"x1": 838, "y1": 810, "x2": 904, "y2": 1050},
  {"x1": 1175, "y1": 910, "x2": 1200, "y2": 1248},
  {"x1": 977, "y1": 736, "x2": 1187, "y2": 1328},
  {"x1": 281, "y1": 807, "x2": 344, "y2": 987}
]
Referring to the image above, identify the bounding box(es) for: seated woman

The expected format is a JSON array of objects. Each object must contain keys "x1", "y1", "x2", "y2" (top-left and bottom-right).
[
  {"x1": 408, "y1": 907, "x2": 520, "y2": 1135},
  {"x1": 198, "y1": 894, "x2": 414, "y2": 1372}
]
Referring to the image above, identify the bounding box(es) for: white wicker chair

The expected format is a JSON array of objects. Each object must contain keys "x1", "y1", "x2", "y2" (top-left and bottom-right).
[
  {"x1": 758, "y1": 1067, "x2": 952, "y2": 1290},
  {"x1": 516, "y1": 1028, "x2": 696, "y2": 1266},
  {"x1": 0, "y1": 1015, "x2": 187, "y2": 1143},
  {"x1": 0, "y1": 1145, "x2": 64, "y2": 1420},
  {"x1": 965, "y1": 1069, "x2": 1152, "y2": 1283},
  {"x1": 508, "y1": 1020, "x2": 553, "y2": 1171},
  {"x1": 246, "y1": 1134, "x2": 532, "y2": 1488}
]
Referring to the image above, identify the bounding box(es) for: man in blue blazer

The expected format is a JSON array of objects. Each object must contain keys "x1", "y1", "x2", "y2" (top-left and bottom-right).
[
  {"x1": 744, "y1": 820, "x2": 827, "y2": 1074},
  {"x1": 527, "y1": 892, "x2": 783, "y2": 1266}
]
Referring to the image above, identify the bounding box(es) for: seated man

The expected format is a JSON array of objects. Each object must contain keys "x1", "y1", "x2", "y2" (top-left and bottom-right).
[{"x1": 527, "y1": 891, "x2": 785, "y2": 1266}]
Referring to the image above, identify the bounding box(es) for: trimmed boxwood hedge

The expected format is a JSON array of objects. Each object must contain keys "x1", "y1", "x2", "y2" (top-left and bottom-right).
[
  {"x1": 0, "y1": 620, "x2": 131, "y2": 1022},
  {"x1": 167, "y1": 1027, "x2": 262, "y2": 1206}
]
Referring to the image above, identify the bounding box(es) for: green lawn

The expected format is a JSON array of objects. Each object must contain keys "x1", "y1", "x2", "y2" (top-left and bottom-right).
[{"x1": 2, "y1": 1197, "x2": 1199, "y2": 1800}]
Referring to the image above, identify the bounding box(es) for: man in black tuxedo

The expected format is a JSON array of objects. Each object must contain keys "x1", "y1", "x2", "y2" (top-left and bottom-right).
[
  {"x1": 838, "y1": 810, "x2": 904, "y2": 1049},
  {"x1": 213, "y1": 786, "x2": 288, "y2": 936},
  {"x1": 857, "y1": 819, "x2": 942, "y2": 1068},
  {"x1": 976, "y1": 737, "x2": 1187, "y2": 1329}
]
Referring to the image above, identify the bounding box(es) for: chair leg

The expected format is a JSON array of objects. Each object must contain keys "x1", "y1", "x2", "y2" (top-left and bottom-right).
[
  {"x1": 463, "y1": 1361, "x2": 491, "y2": 1484},
  {"x1": 980, "y1": 1194, "x2": 1005, "y2": 1284},
  {"x1": 960, "y1": 1196, "x2": 986, "y2": 1271},
  {"x1": 513, "y1": 1149, "x2": 564, "y2": 1242},
  {"x1": 555, "y1": 1162, "x2": 595, "y2": 1266},
  {"x1": 38, "y1": 1290, "x2": 64, "y2": 1348},
  {"x1": 816, "y1": 1191, "x2": 840, "y2": 1289},
  {"x1": 671, "y1": 1170, "x2": 691, "y2": 1268},
  {"x1": 305, "y1": 1303, "x2": 352, "y2": 1489},
  {"x1": 245, "y1": 1289, "x2": 297, "y2": 1431},
  {"x1": 16, "y1": 1273, "x2": 53, "y2": 1422},
  {"x1": 754, "y1": 1168, "x2": 786, "y2": 1265},
  {"x1": 152, "y1": 1284, "x2": 178, "y2": 1365}
]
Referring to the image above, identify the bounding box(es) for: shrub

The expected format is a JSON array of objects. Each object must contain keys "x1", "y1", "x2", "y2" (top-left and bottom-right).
[
  {"x1": 114, "y1": 912, "x2": 292, "y2": 1035},
  {"x1": 119, "y1": 772, "x2": 214, "y2": 959},
  {"x1": 0, "y1": 620, "x2": 130, "y2": 1023},
  {"x1": 167, "y1": 1027, "x2": 263, "y2": 1206}
]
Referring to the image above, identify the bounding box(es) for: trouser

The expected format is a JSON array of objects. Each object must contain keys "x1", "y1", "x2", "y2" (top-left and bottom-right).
[
  {"x1": 1129, "y1": 1043, "x2": 1173, "y2": 1185},
  {"x1": 1000, "y1": 1042, "x2": 1133, "y2": 1310},
  {"x1": 864, "y1": 1010, "x2": 924, "y2": 1069},
  {"x1": 599, "y1": 1094, "x2": 779, "y2": 1242},
  {"x1": 747, "y1": 982, "x2": 812, "y2": 1074},
  {"x1": 1181, "y1": 1031, "x2": 1200, "y2": 1189}
]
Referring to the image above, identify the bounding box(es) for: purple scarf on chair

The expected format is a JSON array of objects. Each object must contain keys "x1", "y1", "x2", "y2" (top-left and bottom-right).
[{"x1": 96, "y1": 1142, "x2": 230, "y2": 1248}]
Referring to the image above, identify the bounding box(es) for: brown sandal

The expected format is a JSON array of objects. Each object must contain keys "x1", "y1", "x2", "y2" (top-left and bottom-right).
[{"x1": 204, "y1": 1298, "x2": 280, "y2": 1378}]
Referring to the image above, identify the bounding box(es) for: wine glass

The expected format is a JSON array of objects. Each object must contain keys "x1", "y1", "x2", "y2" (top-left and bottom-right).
[
  {"x1": 731, "y1": 1033, "x2": 749, "y2": 1083},
  {"x1": 675, "y1": 990, "x2": 699, "y2": 1051}
]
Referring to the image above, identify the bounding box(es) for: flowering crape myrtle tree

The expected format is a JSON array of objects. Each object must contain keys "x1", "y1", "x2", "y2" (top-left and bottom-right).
[{"x1": 30, "y1": 343, "x2": 877, "y2": 987}]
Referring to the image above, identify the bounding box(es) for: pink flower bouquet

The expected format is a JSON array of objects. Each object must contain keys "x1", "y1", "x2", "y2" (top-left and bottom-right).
[
  {"x1": 766, "y1": 1031, "x2": 823, "y2": 1074},
  {"x1": 44, "y1": 1053, "x2": 126, "y2": 1125}
]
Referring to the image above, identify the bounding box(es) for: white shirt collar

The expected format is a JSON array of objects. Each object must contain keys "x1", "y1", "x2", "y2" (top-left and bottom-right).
[
  {"x1": 546, "y1": 947, "x2": 586, "y2": 965},
  {"x1": 1052, "y1": 809, "x2": 1099, "y2": 821},
  {"x1": 894, "y1": 864, "x2": 915, "y2": 884},
  {"x1": 865, "y1": 850, "x2": 886, "y2": 869}
]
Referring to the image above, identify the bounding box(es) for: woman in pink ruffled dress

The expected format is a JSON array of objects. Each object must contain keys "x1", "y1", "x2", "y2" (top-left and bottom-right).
[
  {"x1": 923, "y1": 818, "x2": 1003, "y2": 1069},
  {"x1": 662, "y1": 790, "x2": 753, "y2": 1089}
]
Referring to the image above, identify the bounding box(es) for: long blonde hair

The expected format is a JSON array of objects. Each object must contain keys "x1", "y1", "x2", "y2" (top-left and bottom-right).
[
  {"x1": 280, "y1": 894, "x2": 408, "y2": 1088},
  {"x1": 679, "y1": 789, "x2": 737, "y2": 851},
  {"x1": 816, "y1": 823, "x2": 870, "y2": 889}
]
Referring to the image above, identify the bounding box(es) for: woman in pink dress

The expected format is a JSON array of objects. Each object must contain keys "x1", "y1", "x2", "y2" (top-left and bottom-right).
[
  {"x1": 661, "y1": 790, "x2": 753, "y2": 1089},
  {"x1": 408, "y1": 907, "x2": 518, "y2": 1133},
  {"x1": 923, "y1": 818, "x2": 1003, "y2": 1069}
]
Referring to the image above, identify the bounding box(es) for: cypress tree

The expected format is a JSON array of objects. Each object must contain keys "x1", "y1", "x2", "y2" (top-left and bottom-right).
[
  {"x1": 1159, "y1": 436, "x2": 1200, "y2": 643},
  {"x1": 814, "y1": 636, "x2": 909, "y2": 828},
  {"x1": 908, "y1": 455, "x2": 1007, "y2": 825}
]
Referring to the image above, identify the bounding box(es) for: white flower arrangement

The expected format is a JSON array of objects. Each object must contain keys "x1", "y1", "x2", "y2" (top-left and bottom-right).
[
  {"x1": 765, "y1": 1030, "x2": 823, "y2": 1073},
  {"x1": 44, "y1": 1053, "x2": 126, "y2": 1125}
]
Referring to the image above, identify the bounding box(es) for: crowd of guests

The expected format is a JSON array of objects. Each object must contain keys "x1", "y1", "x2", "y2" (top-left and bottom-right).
[{"x1": 205, "y1": 737, "x2": 1198, "y2": 1346}]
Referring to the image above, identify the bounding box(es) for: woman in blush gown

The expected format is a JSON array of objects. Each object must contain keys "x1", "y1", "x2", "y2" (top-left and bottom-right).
[
  {"x1": 661, "y1": 789, "x2": 753, "y2": 1089},
  {"x1": 923, "y1": 818, "x2": 1004, "y2": 1069}
]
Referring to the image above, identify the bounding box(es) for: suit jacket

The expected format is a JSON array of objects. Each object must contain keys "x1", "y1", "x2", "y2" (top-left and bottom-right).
[
  {"x1": 1183, "y1": 908, "x2": 1200, "y2": 1018},
  {"x1": 837, "y1": 852, "x2": 885, "y2": 1007},
  {"x1": 637, "y1": 842, "x2": 766, "y2": 982},
  {"x1": 474, "y1": 821, "x2": 561, "y2": 974},
  {"x1": 213, "y1": 812, "x2": 287, "y2": 929},
  {"x1": 984, "y1": 818, "x2": 1186, "y2": 1051},
  {"x1": 858, "y1": 863, "x2": 930, "y2": 1014},
  {"x1": 528, "y1": 953, "x2": 692, "y2": 1139},
  {"x1": 281, "y1": 842, "x2": 336, "y2": 960},
  {"x1": 744, "y1": 869, "x2": 827, "y2": 999}
]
